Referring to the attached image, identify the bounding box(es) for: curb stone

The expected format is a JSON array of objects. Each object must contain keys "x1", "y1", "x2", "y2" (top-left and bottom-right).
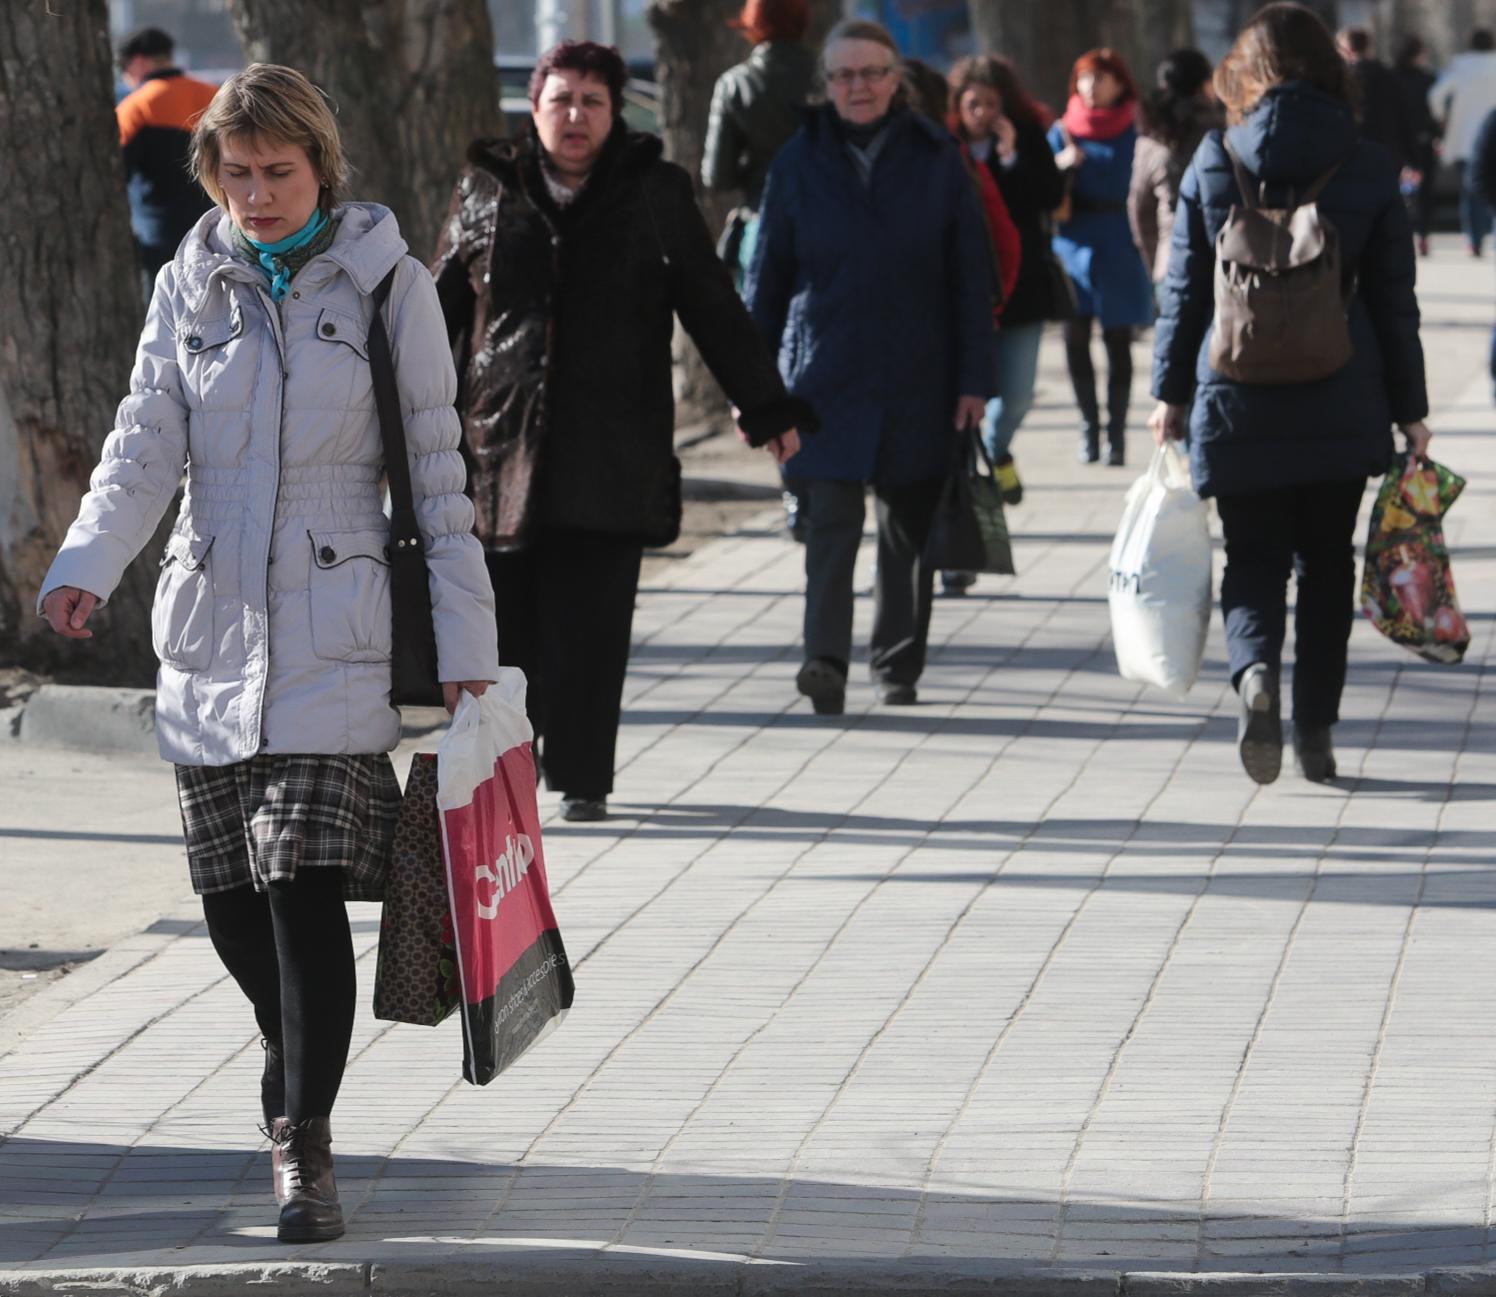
[
  {"x1": 9, "y1": 685, "x2": 452, "y2": 756},
  {"x1": 0, "y1": 1264, "x2": 1456, "y2": 1297},
  {"x1": 0, "y1": 1262, "x2": 369, "y2": 1296},
  {"x1": 16, "y1": 685, "x2": 155, "y2": 755}
]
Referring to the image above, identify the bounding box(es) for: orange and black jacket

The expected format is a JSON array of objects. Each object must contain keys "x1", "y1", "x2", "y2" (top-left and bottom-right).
[{"x1": 117, "y1": 68, "x2": 217, "y2": 270}]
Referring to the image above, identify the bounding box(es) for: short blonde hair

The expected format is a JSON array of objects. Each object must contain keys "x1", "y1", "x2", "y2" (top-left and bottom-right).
[{"x1": 189, "y1": 63, "x2": 350, "y2": 209}]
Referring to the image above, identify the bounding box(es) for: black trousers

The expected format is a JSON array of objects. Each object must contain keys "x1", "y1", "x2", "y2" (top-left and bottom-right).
[
  {"x1": 485, "y1": 533, "x2": 643, "y2": 800},
  {"x1": 1063, "y1": 315, "x2": 1134, "y2": 444},
  {"x1": 1215, "y1": 480, "x2": 1365, "y2": 728},
  {"x1": 802, "y1": 477, "x2": 943, "y2": 686},
  {"x1": 201, "y1": 870, "x2": 355, "y2": 1125}
]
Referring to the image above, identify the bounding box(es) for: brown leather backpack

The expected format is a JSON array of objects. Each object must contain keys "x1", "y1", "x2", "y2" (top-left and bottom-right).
[{"x1": 1209, "y1": 140, "x2": 1352, "y2": 384}]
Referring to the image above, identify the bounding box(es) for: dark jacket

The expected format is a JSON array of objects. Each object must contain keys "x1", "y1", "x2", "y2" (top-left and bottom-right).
[
  {"x1": 432, "y1": 122, "x2": 809, "y2": 550},
  {"x1": 986, "y1": 117, "x2": 1067, "y2": 327},
  {"x1": 1468, "y1": 106, "x2": 1496, "y2": 209},
  {"x1": 116, "y1": 68, "x2": 217, "y2": 273},
  {"x1": 1151, "y1": 83, "x2": 1427, "y2": 499},
  {"x1": 1393, "y1": 62, "x2": 1439, "y2": 169},
  {"x1": 702, "y1": 40, "x2": 818, "y2": 209},
  {"x1": 1348, "y1": 57, "x2": 1408, "y2": 163},
  {"x1": 746, "y1": 105, "x2": 995, "y2": 486}
]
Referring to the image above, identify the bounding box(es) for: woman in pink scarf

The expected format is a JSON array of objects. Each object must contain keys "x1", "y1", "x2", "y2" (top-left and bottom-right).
[{"x1": 1049, "y1": 48, "x2": 1155, "y2": 466}]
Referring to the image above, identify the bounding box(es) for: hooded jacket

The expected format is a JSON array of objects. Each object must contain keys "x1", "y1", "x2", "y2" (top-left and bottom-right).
[
  {"x1": 39, "y1": 204, "x2": 500, "y2": 765},
  {"x1": 432, "y1": 122, "x2": 808, "y2": 551},
  {"x1": 1151, "y1": 83, "x2": 1427, "y2": 499}
]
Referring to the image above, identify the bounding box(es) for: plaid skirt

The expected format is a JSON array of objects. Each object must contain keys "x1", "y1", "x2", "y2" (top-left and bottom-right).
[{"x1": 175, "y1": 753, "x2": 402, "y2": 901}]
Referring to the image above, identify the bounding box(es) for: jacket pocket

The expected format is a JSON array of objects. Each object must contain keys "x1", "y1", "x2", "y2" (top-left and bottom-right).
[
  {"x1": 313, "y1": 307, "x2": 370, "y2": 359},
  {"x1": 152, "y1": 529, "x2": 215, "y2": 672},
  {"x1": 308, "y1": 529, "x2": 392, "y2": 663}
]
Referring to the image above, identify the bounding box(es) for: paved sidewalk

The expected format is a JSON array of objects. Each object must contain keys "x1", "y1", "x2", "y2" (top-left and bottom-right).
[{"x1": 1, "y1": 245, "x2": 1494, "y2": 1296}]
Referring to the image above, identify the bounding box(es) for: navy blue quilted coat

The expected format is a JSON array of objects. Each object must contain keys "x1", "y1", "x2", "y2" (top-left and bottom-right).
[
  {"x1": 745, "y1": 105, "x2": 996, "y2": 485},
  {"x1": 1151, "y1": 82, "x2": 1427, "y2": 499}
]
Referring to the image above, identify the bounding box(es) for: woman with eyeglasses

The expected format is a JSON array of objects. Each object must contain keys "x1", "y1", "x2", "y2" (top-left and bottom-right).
[{"x1": 747, "y1": 18, "x2": 995, "y2": 715}]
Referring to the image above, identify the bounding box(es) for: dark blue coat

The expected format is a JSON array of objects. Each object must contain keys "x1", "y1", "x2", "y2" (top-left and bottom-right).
[
  {"x1": 745, "y1": 105, "x2": 996, "y2": 485},
  {"x1": 1151, "y1": 83, "x2": 1427, "y2": 499},
  {"x1": 1048, "y1": 120, "x2": 1155, "y2": 328}
]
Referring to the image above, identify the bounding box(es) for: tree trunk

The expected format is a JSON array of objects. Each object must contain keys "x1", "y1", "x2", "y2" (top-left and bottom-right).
[
  {"x1": 807, "y1": 0, "x2": 847, "y2": 48},
  {"x1": 0, "y1": 0, "x2": 156, "y2": 683},
  {"x1": 969, "y1": 0, "x2": 1190, "y2": 118},
  {"x1": 647, "y1": 0, "x2": 744, "y2": 432},
  {"x1": 226, "y1": 0, "x2": 501, "y2": 263}
]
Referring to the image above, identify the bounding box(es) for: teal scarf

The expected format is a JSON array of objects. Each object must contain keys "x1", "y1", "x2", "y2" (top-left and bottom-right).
[{"x1": 232, "y1": 209, "x2": 336, "y2": 301}]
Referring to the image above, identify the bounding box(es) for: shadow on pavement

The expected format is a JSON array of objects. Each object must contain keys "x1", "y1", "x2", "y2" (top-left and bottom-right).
[{"x1": 0, "y1": 1135, "x2": 1489, "y2": 1276}]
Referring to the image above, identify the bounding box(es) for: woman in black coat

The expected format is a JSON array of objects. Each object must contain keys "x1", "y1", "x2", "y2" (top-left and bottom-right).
[
  {"x1": 1150, "y1": 2, "x2": 1430, "y2": 787},
  {"x1": 433, "y1": 40, "x2": 809, "y2": 822},
  {"x1": 945, "y1": 54, "x2": 1067, "y2": 507}
]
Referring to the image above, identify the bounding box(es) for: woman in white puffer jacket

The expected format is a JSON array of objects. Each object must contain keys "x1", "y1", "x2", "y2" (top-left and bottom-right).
[{"x1": 38, "y1": 65, "x2": 498, "y2": 1245}]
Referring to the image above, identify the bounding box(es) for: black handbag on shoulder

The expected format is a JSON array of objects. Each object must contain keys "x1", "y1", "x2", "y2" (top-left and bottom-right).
[{"x1": 368, "y1": 267, "x2": 444, "y2": 709}]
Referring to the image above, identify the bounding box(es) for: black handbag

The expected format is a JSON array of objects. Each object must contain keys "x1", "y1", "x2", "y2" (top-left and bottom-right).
[
  {"x1": 924, "y1": 427, "x2": 1016, "y2": 576},
  {"x1": 368, "y1": 267, "x2": 444, "y2": 708}
]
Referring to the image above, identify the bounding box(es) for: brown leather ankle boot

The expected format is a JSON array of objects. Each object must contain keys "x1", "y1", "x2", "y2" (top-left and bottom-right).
[{"x1": 273, "y1": 1117, "x2": 344, "y2": 1242}]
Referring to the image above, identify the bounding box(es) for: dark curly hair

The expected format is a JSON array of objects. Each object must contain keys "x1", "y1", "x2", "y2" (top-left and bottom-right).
[
  {"x1": 1141, "y1": 48, "x2": 1214, "y2": 148},
  {"x1": 528, "y1": 40, "x2": 628, "y2": 116}
]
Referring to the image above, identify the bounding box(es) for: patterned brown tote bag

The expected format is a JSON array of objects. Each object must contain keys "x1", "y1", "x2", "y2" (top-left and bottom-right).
[{"x1": 373, "y1": 754, "x2": 461, "y2": 1026}]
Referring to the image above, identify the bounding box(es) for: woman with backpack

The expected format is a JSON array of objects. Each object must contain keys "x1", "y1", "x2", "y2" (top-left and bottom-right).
[
  {"x1": 1051, "y1": 48, "x2": 1156, "y2": 467},
  {"x1": 1150, "y1": 1, "x2": 1430, "y2": 786}
]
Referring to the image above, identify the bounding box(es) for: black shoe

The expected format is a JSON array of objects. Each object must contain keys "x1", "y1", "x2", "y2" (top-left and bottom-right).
[
  {"x1": 1106, "y1": 442, "x2": 1125, "y2": 467},
  {"x1": 796, "y1": 658, "x2": 846, "y2": 716},
  {"x1": 940, "y1": 571, "x2": 976, "y2": 596},
  {"x1": 1237, "y1": 664, "x2": 1282, "y2": 785},
  {"x1": 560, "y1": 797, "x2": 607, "y2": 822},
  {"x1": 878, "y1": 682, "x2": 918, "y2": 706},
  {"x1": 260, "y1": 1037, "x2": 285, "y2": 1131},
  {"x1": 274, "y1": 1117, "x2": 344, "y2": 1243},
  {"x1": 1294, "y1": 725, "x2": 1337, "y2": 783},
  {"x1": 1078, "y1": 428, "x2": 1101, "y2": 464}
]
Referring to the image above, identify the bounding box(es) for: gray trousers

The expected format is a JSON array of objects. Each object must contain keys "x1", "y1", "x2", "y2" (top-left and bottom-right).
[{"x1": 802, "y1": 477, "x2": 943, "y2": 686}]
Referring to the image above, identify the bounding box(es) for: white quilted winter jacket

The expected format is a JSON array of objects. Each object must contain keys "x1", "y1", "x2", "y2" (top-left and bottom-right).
[{"x1": 39, "y1": 204, "x2": 499, "y2": 765}]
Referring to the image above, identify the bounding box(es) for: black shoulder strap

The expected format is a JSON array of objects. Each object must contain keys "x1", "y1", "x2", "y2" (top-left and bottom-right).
[{"x1": 367, "y1": 265, "x2": 422, "y2": 554}]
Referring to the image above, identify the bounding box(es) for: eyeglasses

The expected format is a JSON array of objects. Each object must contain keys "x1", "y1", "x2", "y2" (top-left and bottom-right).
[{"x1": 825, "y1": 65, "x2": 897, "y2": 88}]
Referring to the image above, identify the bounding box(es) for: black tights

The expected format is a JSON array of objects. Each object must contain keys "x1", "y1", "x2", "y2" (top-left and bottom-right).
[
  {"x1": 202, "y1": 869, "x2": 356, "y2": 1124},
  {"x1": 1063, "y1": 315, "x2": 1134, "y2": 443}
]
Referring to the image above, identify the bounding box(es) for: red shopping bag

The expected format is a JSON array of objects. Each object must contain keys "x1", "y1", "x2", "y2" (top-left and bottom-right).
[{"x1": 438, "y1": 671, "x2": 574, "y2": 1085}]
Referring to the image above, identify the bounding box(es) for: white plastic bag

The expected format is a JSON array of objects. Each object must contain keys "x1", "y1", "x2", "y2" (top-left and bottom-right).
[{"x1": 1107, "y1": 442, "x2": 1212, "y2": 698}]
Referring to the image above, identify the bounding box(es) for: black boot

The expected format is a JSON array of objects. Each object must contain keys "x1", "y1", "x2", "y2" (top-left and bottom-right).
[
  {"x1": 274, "y1": 1117, "x2": 344, "y2": 1242},
  {"x1": 1078, "y1": 425, "x2": 1101, "y2": 464},
  {"x1": 1107, "y1": 379, "x2": 1124, "y2": 466},
  {"x1": 1294, "y1": 725, "x2": 1337, "y2": 782}
]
